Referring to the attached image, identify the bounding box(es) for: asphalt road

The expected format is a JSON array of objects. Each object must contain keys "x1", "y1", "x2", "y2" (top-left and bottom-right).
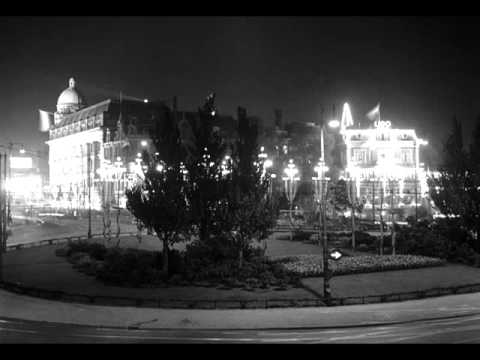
[{"x1": 2, "y1": 313, "x2": 480, "y2": 343}]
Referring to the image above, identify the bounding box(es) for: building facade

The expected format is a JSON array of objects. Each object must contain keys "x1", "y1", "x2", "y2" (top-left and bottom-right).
[
  {"x1": 46, "y1": 78, "x2": 170, "y2": 211},
  {"x1": 45, "y1": 78, "x2": 238, "y2": 212},
  {"x1": 341, "y1": 116, "x2": 430, "y2": 220}
]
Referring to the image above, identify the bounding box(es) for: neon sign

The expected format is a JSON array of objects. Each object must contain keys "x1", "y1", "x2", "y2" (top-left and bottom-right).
[{"x1": 374, "y1": 120, "x2": 391, "y2": 129}]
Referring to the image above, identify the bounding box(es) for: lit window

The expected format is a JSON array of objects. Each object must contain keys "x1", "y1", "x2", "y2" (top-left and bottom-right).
[{"x1": 352, "y1": 148, "x2": 367, "y2": 163}]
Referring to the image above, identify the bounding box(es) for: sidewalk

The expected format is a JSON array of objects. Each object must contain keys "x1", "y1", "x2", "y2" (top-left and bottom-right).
[{"x1": 1, "y1": 288, "x2": 480, "y2": 330}]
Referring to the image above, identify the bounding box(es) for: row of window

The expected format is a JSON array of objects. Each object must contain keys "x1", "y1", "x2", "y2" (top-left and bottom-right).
[
  {"x1": 50, "y1": 115, "x2": 103, "y2": 139},
  {"x1": 351, "y1": 148, "x2": 414, "y2": 164},
  {"x1": 349, "y1": 133, "x2": 414, "y2": 141}
]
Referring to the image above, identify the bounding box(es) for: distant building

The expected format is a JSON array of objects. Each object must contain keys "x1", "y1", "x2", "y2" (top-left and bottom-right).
[
  {"x1": 258, "y1": 105, "x2": 432, "y2": 220},
  {"x1": 339, "y1": 103, "x2": 430, "y2": 220}
]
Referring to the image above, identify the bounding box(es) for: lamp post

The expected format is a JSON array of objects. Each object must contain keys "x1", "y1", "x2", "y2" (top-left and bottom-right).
[
  {"x1": 283, "y1": 159, "x2": 300, "y2": 241},
  {"x1": 313, "y1": 158, "x2": 331, "y2": 302},
  {"x1": 314, "y1": 110, "x2": 343, "y2": 303},
  {"x1": 0, "y1": 153, "x2": 6, "y2": 281},
  {"x1": 87, "y1": 143, "x2": 92, "y2": 239},
  {"x1": 99, "y1": 159, "x2": 113, "y2": 241},
  {"x1": 346, "y1": 176, "x2": 357, "y2": 250},
  {"x1": 114, "y1": 157, "x2": 125, "y2": 239},
  {"x1": 390, "y1": 179, "x2": 396, "y2": 255}
]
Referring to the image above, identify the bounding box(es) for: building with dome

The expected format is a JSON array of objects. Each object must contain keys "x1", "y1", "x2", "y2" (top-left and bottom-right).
[
  {"x1": 44, "y1": 77, "x2": 237, "y2": 213},
  {"x1": 54, "y1": 78, "x2": 85, "y2": 124},
  {"x1": 45, "y1": 77, "x2": 172, "y2": 212}
]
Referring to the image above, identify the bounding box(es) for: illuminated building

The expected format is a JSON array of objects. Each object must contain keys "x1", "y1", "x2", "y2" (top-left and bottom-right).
[
  {"x1": 45, "y1": 78, "x2": 171, "y2": 211},
  {"x1": 44, "y1": 78, "x2": 237, "y2": 212},
  {"x1": 339, "y1": 103, "x2": 430, "y2": 220},
  {"x1": 7, "y1": 154, "x2": 44, "y2": 206}
]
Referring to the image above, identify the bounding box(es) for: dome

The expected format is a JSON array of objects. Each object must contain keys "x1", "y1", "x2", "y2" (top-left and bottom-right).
[{"x1": 56, "y1": 77, "x2": 85, "y2": 114}]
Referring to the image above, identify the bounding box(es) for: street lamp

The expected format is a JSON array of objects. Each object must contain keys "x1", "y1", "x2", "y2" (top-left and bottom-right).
[
  {"x1": 113, "y1": 156, "x2": 126, "y2": 239},
  {"x1": 283, "y1": 159, "x2": 300, "y2": 241},
  {"x1": 314, "y1": 112, "x2": 343, "y2": 304},
  {"x1": 264, "y1": 159, "x2": 273, "y2": 170},
  {"x1": 328, "y1": 119, "x2": 340, "y2": 129},
  {"x1": 312, "y1": 159, "x2": 331, "y2": 302}
]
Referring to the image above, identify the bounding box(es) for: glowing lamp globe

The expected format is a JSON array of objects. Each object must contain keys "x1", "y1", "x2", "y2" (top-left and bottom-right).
[{"x1": 328, "y1": 119, "x2": 340, "y2": 128}]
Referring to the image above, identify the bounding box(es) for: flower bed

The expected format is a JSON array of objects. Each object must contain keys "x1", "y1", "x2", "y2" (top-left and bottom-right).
[{"x1": 271, "y1": 254, "x2": 446, "y2": 277}]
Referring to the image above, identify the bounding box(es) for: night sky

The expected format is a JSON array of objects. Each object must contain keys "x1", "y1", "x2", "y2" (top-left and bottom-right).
[{"x1": 2, "y1": 16, "x2": 480, "y2": 166}]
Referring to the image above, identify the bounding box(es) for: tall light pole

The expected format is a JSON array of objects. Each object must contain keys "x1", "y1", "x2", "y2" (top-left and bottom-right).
[
  {"x1": 346, "y1": 177, "x2": 357, "y2": 250},
  {"x1": 315, "y1": 118, "x2": 337, "y2": 303},
  {"x1": 313, "y1": 161, "x2": 330, "y2": 244},
  {"x1": 313, "y1": 158, "x2": 331, "y2": 301},
  {"x1": 87, "y1": 143, "x2": 92, "y2": 239},
  {"x1": 114, "y1": 156, "x2": 125, "y2": 239},
  {"x1": 0, "y1": 153, "x2": 5, "y2": 281},
  {"x1": 283, "y1": 159, "x2": 300, "y2": 241},
  {"x1": 390, "y1": 179, "x2": 396, "y2": 255},
  {"x1": 414, "y1": 165, "x2": 418, "y2": 223}
]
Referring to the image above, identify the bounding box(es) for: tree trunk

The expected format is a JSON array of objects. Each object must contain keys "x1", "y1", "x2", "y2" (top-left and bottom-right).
[
  {"x1": 239, "y1": 247, "x2": 243, "y2": 269},
  {"x1": 351, "y1": 206, "x2": 356, "y2": 250},
  {"x1": 162, "y1": 235, "x2": 169, "y2": 277},
  {"x1": 391, "y1": 220, "x2": 396, "y2": 255}
]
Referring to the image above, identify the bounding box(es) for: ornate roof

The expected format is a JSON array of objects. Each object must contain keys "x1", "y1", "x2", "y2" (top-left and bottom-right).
[{"x1": 56, "y1": 78, "x2": 85, "y2": 114}]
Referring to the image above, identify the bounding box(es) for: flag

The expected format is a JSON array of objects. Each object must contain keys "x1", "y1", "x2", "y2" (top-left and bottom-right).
[
  {"x1": 366, "y1": 103, "x2": 380, "y2": 122},
  {"x1": 39, "y1": 109, "x2": 53, "y2": 132},
  {"x1": 341, "y1": 102, "x2": 354, "y2": 130}
]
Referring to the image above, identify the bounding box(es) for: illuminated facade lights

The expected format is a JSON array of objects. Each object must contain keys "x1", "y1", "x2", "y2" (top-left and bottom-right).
[{"x1": 338, "y1": 103, "x2": 430, "y2": 217}]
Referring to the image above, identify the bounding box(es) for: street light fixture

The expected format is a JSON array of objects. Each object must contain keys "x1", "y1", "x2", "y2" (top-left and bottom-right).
[
  {"x1": 283, "y1": 159, "x2": 300, "y2": 241},
  {"x1": 328, "y1": 119, "x2": 340, "y2": 129}
]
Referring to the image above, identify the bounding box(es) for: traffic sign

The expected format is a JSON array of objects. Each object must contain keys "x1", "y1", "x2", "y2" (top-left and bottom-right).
[{"x1": 329, "y1": 249, "x2": 343, "y2": 261}]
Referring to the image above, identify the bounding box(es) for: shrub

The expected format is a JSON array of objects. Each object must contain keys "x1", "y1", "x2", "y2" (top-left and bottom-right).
[
  {"x1": 61, "y1": 234, "x2": 299, "y2": 289},
  {"x1": 184, "y1": 235, "x2": 264, "y2": 271},
  {"x1": 395, "y1": 220, "x2": 480, "y2": 266},
  {"x1": 354, "y1": 231, "x2": 380, "y2": 252},
  {"x1": 55, "y1": 247, "x2": 69, "y2": 257},
  {"x1": 182, "y1": 254, "x2": 301, "y2": 289},
  {"x1": 67, "y1": 251, "x2": 89, "y2": 264},
  {"x1": 95, "y1": 248, "x2": 185, "y2": 286},
  {"x1": 66, "y1": 240, "x2": 107, "y2": 260},
  {"x1": 292, "y1": 231, "x2": 312, "y2": 242}
]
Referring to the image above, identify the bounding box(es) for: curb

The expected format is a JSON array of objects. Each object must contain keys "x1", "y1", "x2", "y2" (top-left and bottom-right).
[
  {"x1": 2, "y1": 278, "x2": 480, "y2": 310},
  {"x1": 0, "y1": 280, "x2": 326, "y2": 309},
  {"x1": 5, "y1": 233, "x2": 137, "y2": 252}
]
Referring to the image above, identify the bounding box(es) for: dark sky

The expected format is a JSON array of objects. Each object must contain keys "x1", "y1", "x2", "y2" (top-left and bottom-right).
[{"x1": 2, "y1": 16, "x2": 480, "y2": 166}]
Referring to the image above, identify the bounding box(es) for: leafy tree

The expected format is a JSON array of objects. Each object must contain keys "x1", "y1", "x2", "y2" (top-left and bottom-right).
[
  {"x1": 429, "y1": 117, "x2": 480, "y2": 252},
  {"x1": 213, "y1": 107, "x2": 277, "y2": 268},
  {"x1": 330, "y1": 179, "x2": 350, "y2": 214},
  {"x1": 182, "y1": 94, "x2": 228, "y2": 244},
  {"x1": 125, "y1": 110, "x2": 190, "y2": 277}
]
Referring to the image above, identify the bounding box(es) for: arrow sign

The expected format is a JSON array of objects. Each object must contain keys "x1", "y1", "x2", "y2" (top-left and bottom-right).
[{"x1": 329, "y1": 249, "x2": 343, "y2": 261}]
